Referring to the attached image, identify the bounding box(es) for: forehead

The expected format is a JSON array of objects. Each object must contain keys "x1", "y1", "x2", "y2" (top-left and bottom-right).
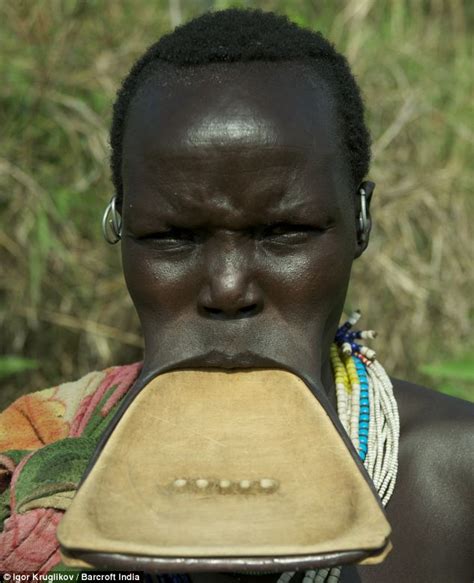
[
  {"x1": 121, "y1": 61, "x2": 350, "y2": 220},
  {"x1": 124, "y1": 61, "x2": 340, "y2": 155}
]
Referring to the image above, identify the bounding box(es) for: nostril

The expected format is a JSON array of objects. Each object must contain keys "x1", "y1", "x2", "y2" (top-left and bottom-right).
[
  {"x1": 202, "y1": 303, "x2": 260, "y2": 319},
  {"x1": 205, "y1": 307, "x2": 223, "y2": 316},
  {"x1": 238, "y1": 303, "x2": 258, "y2": 315}
]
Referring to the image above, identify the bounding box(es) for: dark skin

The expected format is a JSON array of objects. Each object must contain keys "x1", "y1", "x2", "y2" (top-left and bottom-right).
[{"x1": 120, "y1": 62, "x2": 473, "y2": 583}]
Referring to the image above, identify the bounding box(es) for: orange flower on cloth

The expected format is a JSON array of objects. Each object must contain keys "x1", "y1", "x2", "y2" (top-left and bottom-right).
[{"x1": 0, "y1": 389, "x2": 69, "y2": 451}]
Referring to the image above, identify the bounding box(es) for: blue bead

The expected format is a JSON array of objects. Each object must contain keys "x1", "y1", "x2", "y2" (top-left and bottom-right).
[
  {"x1": 359, "y1": 421, "x2": 369, "y2": 429},
  {"x1": 360, "y1": 398, "x2": 369, "y2": 406},
  {"x1": 360, "y1": 407, "x2": 369, "y2": 414},
  {"x1": 360, "y1": 414, "x2": 370, "y2": 422},
  {"x1": 360, "y1": 382, "x2": 369, "y2": 388},
  {"x1": 359, "y1": 436, "x2": 368, "y2": 445}
]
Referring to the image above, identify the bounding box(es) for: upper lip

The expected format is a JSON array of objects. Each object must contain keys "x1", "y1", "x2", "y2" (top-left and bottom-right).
[{"x1": 177, "y1": 350, "x2": 281, "y2": 370}]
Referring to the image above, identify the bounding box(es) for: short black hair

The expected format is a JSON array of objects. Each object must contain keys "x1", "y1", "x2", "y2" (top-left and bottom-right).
[{"x1": 110, "y1": 8, "x2": 371, "y2": 208}]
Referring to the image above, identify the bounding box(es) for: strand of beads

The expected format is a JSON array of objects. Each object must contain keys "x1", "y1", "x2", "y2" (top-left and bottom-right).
[
  {"x1": 277, "y1": 312, "x2": 400, "y2": 583},
  {"x1": 363, "y1": 360, "x2": 400, "y2": 506},
  {"x1": 354, "y1": 356, "x2": 370, "y2": 462},
  {"x1": 330, "y1": 343, "x2": 351, "y2": 434}
]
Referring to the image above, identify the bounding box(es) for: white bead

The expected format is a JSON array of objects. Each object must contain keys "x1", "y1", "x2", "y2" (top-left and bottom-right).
[
  {"x1": 196, "y1": 479, "x2": 209, "y2": 489},
  {"x1": 239, "y1": 479, "x2": 251, "y2": 489},
  {"x1": 276, "y1": 573, "x2": 295, "y2": 583},
  {"x1": 348, "y1": 310, "x2": 361, "y2": 325},
  {"x1": 342, "y1": 342, "x2": 352, "y2": 355},
  {"x1": 173, "y1": 479, "x2": 187, "y2": 488},
  {"x1": 360, "y1": 330, "x2": 377, "y2": 339},
  {"x1": 219, "y1": 479, "x2": 231, "y2": 489}
]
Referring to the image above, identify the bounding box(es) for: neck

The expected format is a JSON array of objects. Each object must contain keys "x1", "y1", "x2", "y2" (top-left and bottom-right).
[{"x1": 322, "y1": 350, "x2": 337, "y2": 412}]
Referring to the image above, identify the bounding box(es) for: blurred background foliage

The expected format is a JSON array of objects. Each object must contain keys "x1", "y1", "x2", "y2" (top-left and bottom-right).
[{"x1": 0, "y1": 0, "x2": 473, "y2": 408}]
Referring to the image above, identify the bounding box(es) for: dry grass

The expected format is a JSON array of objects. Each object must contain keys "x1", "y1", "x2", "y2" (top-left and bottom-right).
[{"x1": 1, "y1": 0, "x2": 472, "y2": 408}]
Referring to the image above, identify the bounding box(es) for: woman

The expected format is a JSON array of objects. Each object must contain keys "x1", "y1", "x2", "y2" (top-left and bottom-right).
[{"x1": 0, "y1": 9, "x2": 472, "y2": 583}]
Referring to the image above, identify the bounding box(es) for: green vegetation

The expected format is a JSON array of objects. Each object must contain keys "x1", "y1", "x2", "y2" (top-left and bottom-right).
[
  {"x1": 420, "y1": 356, "x2": 474, "y2": 401},
  {"x1": 0, "y1": 357, "x2": 38, "y2": 379},
  {"x1": 0, "y1": 1, "x2": 472, "y2": 408}
]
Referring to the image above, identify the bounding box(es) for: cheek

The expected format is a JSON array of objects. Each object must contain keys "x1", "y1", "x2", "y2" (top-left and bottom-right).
[
  {"x1": 262, "y1": 236, "x2": 354, "y2": 309},
  {"x1": 121, "y1": 243, "x2": 199, "y2": 314}
]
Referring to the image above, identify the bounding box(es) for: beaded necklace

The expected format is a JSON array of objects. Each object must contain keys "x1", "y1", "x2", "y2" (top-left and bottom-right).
[
  {"x1": 157, "y1": 312, "x2": 400, "y2": 583},
  {"x1": 277, "y1": 311, "x2": 400, "y2": 583}
]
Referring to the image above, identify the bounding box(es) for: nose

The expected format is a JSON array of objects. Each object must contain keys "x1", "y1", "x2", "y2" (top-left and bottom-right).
[{"x1": 198, "y1": 241, "x2": 263, "y2": 320}]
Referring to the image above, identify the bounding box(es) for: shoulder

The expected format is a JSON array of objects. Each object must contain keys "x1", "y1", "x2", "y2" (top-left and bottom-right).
[
  {"x1": 0, "y1": 362, "x2": 142, "y2": 452},
  {"x1": 384, "y1": 378, "x2": 472, "y2": 578},
  {"x1": 355, "y1": 379, "x2": 473, "y2": 582},
  {"x1": 391, "y1": 376, "x2": 473, "y2": 450},
  {"x1": 391, "y1": 376, "x2": 473, "y2": 502}
]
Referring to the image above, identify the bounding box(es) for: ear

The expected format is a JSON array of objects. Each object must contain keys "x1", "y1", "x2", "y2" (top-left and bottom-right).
[{"x1": 354, "y1": 180, "x2": 375, "y2": 259}]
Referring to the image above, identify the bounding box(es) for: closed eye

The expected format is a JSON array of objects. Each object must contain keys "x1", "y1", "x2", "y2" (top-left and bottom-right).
[
  {"x1": 135, "y1": 227, "x2": 201, "y2": 247},
  {"x1": 259, "y1": 223, "x2": 328, "y2": 242}
]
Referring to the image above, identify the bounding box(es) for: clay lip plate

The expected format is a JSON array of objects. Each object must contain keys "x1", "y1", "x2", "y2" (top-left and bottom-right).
[{"x1": 58, "y1": 369, "x2": 391, "y2": 568}]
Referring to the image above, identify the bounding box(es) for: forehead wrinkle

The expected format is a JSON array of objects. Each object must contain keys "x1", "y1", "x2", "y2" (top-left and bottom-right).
[
  {"x1": 127, "y1": 144, "x2": 307, "y2": 200},
  {"x1": 126, "y1": 149, "x2": 340, "y2": 227}
]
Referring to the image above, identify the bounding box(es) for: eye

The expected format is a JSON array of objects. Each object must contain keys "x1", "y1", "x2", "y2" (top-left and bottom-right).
[
  {"x1": 259, "y1": 223, "x2": 323, "y2": 243},
  {"x1": 136, "y1": 227, "x2": 199, "y2": 249}
]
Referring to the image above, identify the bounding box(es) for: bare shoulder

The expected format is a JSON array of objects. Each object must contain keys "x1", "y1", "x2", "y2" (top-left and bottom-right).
[
  {"x1": 391, "y1": 376, "x2": 474, "y2": 420},
  {"x1": 391, "y1": 377, "x2": 473, "y2": 510},
  {"x1": 391, "y1": 376, "x2": 474, "y2": 457},
  {"x1": 353, "y1": 378, "x2": 474, "y2": 583}
]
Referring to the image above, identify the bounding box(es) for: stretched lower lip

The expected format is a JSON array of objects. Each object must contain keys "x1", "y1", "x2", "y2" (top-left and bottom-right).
[{"x1": 178, "y1": 350, "x2": 280, "y2": 370}]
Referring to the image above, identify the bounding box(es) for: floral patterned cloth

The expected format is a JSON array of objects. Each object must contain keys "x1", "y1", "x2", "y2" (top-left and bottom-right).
[{"x1": 0, "y1": 362, "x2": 143, "y2": 573}]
